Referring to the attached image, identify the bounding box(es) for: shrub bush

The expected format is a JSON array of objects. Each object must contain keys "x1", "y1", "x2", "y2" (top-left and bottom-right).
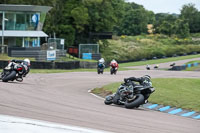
[{"x1": 99, "y1": 34, "x2": 200, "y2": 62}]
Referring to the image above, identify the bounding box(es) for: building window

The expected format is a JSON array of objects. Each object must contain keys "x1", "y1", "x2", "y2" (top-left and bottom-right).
[
  {"x1": 0, "y1": 12, "x2": 2, "y2": 30},
  {"x1": 16, "y1": 38, "x2": 23, "y2": 47},
  {"x1": 24, "y1": 37, "x2": 40, "y2": 47},
  {"x1": 5, "y1": 13, "x2": 15, "y2": 30},
  {"x1": 26, "y1": 14, "x2": 35, "y2": 30},
  {"x1": 16, "y1": 14, "x2": 26, "y2": 30},
  {"x1": 4, "y1": 12, "x2": 40, "y2": 31}
]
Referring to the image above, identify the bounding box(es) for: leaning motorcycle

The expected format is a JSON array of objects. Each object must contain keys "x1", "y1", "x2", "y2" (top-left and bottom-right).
[
  {"x1": 0, "y1": 60, "x2": 30, "y2": 82},
  {"x1": 104, "y1": 80, "x2": 155, "y2": 108}
]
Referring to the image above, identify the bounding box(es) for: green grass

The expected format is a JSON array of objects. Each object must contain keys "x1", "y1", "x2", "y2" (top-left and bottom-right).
[
  {"x1": 0, "y1": 54, "x2": 97, "y2": 63},
  {"x1": 0, "y1": 54, "x2": 35, "y2": 61},
  {"x1": 150, "y1": 78, "x2": 200, "y2": 112},
  {"x1": 30, "y1": 68, "x2": 97, "y2": 73},
  {"x1": 57, "y1": 54, "x2": 97, "y2": 62},
  {"x1": 29, "y1": 67, "x2": 136, "y2": 73},
  {"x1": 92, "y1": 78, "x2": 200, "y2": 112},
  {"x1": 100, "y1": 34, "x2": 200, "y2": 62},
  {"x1": 119, "y1": 54, "x2": 200, "y2": 67},
  {"x1": 185, "y1": 66, "x2": 200, "y2": 71},
  {"x1": 185, "y1": 60, "x2": 200, "y2": 65}
]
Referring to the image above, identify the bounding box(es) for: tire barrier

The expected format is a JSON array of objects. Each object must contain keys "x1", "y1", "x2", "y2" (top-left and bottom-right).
[
  {"x1": 0, "y1": 60, "x2": 97, "y2": 69},
  {"x1": 170, "y1": 62, "x2": 199, "y2": 71}
]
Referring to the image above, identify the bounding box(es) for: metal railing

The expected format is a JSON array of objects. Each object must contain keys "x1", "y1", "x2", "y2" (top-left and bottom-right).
[{"x1": 0, "y1": 45, "x2": 8, "y2": 54}]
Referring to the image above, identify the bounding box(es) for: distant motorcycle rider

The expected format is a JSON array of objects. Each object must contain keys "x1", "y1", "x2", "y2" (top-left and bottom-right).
[
  {"x1": 146, "y1": 64, "x2": 150, "y2": 70},
  {"x1": 98, "y1": 58, "x2": 105, "y2": 68},
  {"x1": 0, "y1": 58, "x2": 30, "y2": 82},
  {"x1": 124, "y1": 75, "x2": 152, "y2": 103},
  {"x1": 11, "y1": 58, "x2": 30, "y2": 77},
  {"x1": 110, "y1": 59, "x2": 118, "y2": 69}
]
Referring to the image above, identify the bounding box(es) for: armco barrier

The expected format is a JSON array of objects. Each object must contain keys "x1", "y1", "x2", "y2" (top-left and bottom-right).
[
  {"x1": 170, "y1": 65, "x2": 187, "y2": 71},
  {"x1": 54, "y1": 61, "x2": 80, "y2": 69},
  {"x1": 0, "y1": 60, "x2": 9, "y2": 69},
  {"x1": 170, "y1": 62, "x2": 199, "y2": 71},
  {"x1": 0, "y1": 60, "x2": 97, "y2": 69},
  {"x1": 79, "y1": 61, "x2": 97, "y2": 69}
]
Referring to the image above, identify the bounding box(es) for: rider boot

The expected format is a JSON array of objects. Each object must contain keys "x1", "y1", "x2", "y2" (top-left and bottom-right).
[{"x1": 16, "y1": 75, "x2": 23, "y2": 82}]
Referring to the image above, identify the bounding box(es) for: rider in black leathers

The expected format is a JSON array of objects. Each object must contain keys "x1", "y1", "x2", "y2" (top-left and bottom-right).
[
  {"x1": 11, "y1": 59, "x2": 30, "y2": 77},
  {"x1": 124, "y1": 75, "x2": 152, "y2": 103}
]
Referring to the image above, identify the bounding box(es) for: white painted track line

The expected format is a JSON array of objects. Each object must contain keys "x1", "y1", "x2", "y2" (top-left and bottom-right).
[{"x1": 0, "y1": 115, "x2": 112, "y2": 133}]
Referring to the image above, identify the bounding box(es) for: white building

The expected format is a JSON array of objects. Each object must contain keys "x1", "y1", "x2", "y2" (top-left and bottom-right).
[{"x1": 0, "y1": 4, "x2": 52, "y2": 54}]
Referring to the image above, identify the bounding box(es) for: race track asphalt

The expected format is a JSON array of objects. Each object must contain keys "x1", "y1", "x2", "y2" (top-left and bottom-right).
[{"x1": 0, "y1": 60, "x2": 200, "y2": 133}]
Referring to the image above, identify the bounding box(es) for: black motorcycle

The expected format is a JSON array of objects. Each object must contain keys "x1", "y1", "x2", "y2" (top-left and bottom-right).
[
  {"x1": 104, "y1": 80, "x2": 155, "y2": 108},
  {"x1": 97, "y1": 63, "x2": 104, "y2": 74},
  {"x1": 110, "y1": 67, "x2": 117, "y2": 75},
  {"x1": 0, "y1": 60, "x2": 30, "y2": 82}
]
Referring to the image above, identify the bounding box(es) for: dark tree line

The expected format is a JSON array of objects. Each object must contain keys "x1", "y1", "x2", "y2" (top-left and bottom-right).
[{"x1": 1, "y1": 0, "x2": 200, "y2": 48}]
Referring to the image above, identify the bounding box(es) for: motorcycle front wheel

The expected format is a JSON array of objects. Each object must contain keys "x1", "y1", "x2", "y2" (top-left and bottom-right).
[
  {"x1": 125, "y1": 94, "x2": 144, "y2": 109},
  {"x1": 104, "y1": 95, "x2": 113, "y2": 105},
  {"x1": 104, "y1": 99, "x2": 113, "y2": 105},
  {"x1": 97, "y1": 70, "x2": 100, "y2": 74},
  {"x1": 110, "y1": 68, "x2": 114, "y2": 75},
  {"x1": 2, "y1": 71, "x2": 16, "y2": 82}
]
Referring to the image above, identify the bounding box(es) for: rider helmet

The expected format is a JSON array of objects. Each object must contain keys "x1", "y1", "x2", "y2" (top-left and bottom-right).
[
  {"x1": 100, "y1": 58, "x2": 104, "y2": 60},
  {"x1": 99, "y1": 58, "x2": 105, "y2": 64},
  {"x1": 24, "y1": 58, "x2": 30, "y2": 66},
  {"x1": 143, "y1": 75, "x2": 151, "y2": 80},
  {"x1": 111, "y1": 59, "x2": 117, "y2": 63}
]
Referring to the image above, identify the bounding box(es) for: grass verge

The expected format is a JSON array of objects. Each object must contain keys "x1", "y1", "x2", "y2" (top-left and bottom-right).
[
  {"x1": 58, "y1": 54, "x2": 97, "y2": 62},
  {"x1": 92, "y1": 78, "x2": 200, "y2": 112},
  {"x1": 119, "y1": 54, "x2": 200, "y2": 67},
  {"x1": 185, "y1": 66, "x2": 200, "y2": 71},
  {"x1": 30, "y1": 68, "x2": 97, "y2": 73},
  {"x1": 0, "y1": 54, "x2": 35, "y2": 61}
]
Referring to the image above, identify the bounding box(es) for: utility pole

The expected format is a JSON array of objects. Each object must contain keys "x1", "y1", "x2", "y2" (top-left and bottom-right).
[
  {"x1": 1, "y1": 11, "x2": 5, "y2": 54},
  {"x1": 1, "y1": 12, "x2": 8, "y2": 54}
]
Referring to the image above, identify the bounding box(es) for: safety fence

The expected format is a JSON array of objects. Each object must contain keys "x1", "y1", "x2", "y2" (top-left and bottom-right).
[
  {"x1": 170, "y1": 62, "x2": 200, "y2": 71},
  {"x1": 0, "y1": 60, "x2": 97, "y2": 69}
]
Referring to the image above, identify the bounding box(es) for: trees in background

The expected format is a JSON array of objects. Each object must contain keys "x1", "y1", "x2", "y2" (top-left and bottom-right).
[
  {"x1": 175, "y1": 19, "x2": 190, "y2": 38},
  {"x1": 1, "y1": 0, "x2": 200, "y2": 47},
  {"x1": 180, "y1": 3, "x2": 200, "y2": 33},
  {"x1": 115, "y1": 2, "x2": 154, "y2": 36},
  {"x1": 156, "y1": 3, "x2": 200, "y2": 38},
  {"x1": 156, "y1": 14, "x2": 190, "y2": 38}
]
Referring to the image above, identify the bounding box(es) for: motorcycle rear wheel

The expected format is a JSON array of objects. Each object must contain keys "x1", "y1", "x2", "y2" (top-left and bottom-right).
[
  {"x1": 114, "y1": 70, "x2": 117, "y2": 75},
  {"x1": 125, "y1": 94, "x2": 144, "y2": 109}
]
